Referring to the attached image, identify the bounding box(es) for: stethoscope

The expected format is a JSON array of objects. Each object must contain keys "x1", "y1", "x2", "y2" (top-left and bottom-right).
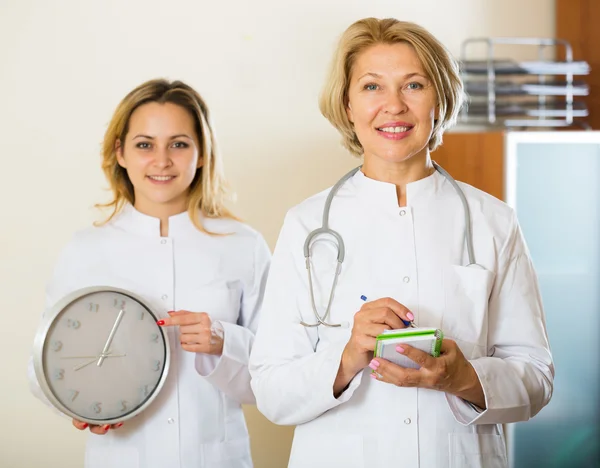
[{"x1": 300, "y1": 162, "x2": 477, "y2": 328}]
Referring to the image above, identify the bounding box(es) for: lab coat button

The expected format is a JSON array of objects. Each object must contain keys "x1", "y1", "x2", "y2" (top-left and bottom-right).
[
  {"x1": 161, "y1": 239, "x2": 167, "y2": 244},
  {"x1": 162, "y1": 295, "x2": 168, "y2": 300},
  {"x1": 403, "y1": 276, "x2": 410, "y2": 283},
  {"x1": 399, "y1": 210, "x2": 406, "y2": 216},
  {"x1": 404, "y1": 418, "x2": 411, "y2": 425},
  {"x1": 167, "y1": 418, "x2": 175, "y2": 424}
]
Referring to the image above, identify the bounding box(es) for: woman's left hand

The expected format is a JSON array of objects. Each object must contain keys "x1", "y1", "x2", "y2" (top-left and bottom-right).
[
  {"x1": 159, "y1": 311, "x2": 224, "y2": 356},
  {"x1": 369, "y1": 339, "x2": 486, "y2": 409}
]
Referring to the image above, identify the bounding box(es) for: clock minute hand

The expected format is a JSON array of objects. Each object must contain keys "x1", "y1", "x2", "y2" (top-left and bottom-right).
[{"x1": 97, "y1": 309, "x2": 125, "y2": 367}]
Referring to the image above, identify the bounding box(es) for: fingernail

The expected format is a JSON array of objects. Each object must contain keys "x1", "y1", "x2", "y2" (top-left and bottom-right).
[
  {"x1": 103, "y1": 425, "x2": 110, "y2": 431},
  {"x1": 116, "y1": 423, "x2": 123, "y2": 428},
  {"x1": 407, "y1": 312, "x2": 414, "y2": 321},
  {"x1": 370, "y1": 373, "x2": 377, "y2": 379},
  {"x1": 82, "y1": 423, "x2": 88, "y2": 429},
  {"x1": 396, "y1": 345, "x2": 405, "y2": 353},
  {"x1": 156, "y1": 320, "x2": 165, "y2": 326},
  {"x1": 167, "y1": 311, "x2": 175, "y2": 314},
  {"x1": 368, "y1": 359, "x2": 379, "y2": 370}
]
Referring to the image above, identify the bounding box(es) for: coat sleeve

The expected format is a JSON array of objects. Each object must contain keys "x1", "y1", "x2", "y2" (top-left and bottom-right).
[
  {"x1": 195, "y1": 232, "x2": 271, "y2": 404},
  {"x1": 446, "y1": 210, "x2": 555, "y2": 424},
  {"x1": 28, "y1": 237, "x2": 81, "y2": 417},
  {"x1": 249, "y1": 212, "x2": 363, "y2": 426}
]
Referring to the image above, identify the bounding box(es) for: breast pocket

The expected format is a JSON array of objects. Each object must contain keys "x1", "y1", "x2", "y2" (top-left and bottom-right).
[
  {"x1": 179, "y1": 283, "x2": 242, "y2": 324},
  {"x1": 441, "y1": 265, "x2": 495, "y2": 359}
]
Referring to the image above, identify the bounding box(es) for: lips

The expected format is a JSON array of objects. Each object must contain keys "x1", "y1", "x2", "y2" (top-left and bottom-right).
[
  {"x1": 375, "y1": 122, "x2": 414, "y2": 140},
  {"x1": 147, "y1": 175, "x2": 176, "y2": 181}
]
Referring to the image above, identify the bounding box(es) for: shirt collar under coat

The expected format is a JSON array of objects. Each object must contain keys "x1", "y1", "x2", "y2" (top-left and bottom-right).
[
  {"x1": 111, "y1": 203, "x2": 198, "y2": 238},
  {"x1": 348, "y1": 165, "x2": 446, "y2": 213}
]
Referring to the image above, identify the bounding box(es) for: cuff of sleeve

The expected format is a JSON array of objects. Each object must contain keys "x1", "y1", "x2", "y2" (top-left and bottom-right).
[
  {"x1": 317, "y1": 339, "x2": 364, "y2": 408},
  {"x1": 446, "y1": 358, "x2": 492, "y2": 425},
  {"x1": 195, "y1": 321, "x2": 253, "y2": 380}
]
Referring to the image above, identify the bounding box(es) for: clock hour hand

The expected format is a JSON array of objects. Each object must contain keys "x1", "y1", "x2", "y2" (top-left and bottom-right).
[
  {"x1": 73, "y1": 353, "x2": 111, "y2": 371},
  {"x1": 97, "y1": 309, "x2": 125, "y2": 367}
]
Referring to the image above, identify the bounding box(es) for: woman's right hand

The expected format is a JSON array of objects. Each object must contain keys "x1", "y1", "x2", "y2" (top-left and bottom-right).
[
  {"x1": 334, "y1": 297, "x2": 413, "y2": 396},
  {"x1": 72, "y1": 419, "x2": 123, "y2": 434}
]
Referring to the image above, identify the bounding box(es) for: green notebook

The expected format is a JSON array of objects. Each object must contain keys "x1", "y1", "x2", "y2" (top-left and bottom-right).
[{"x1": 374, "y1": 327, "x2": 444, "y2": 369}]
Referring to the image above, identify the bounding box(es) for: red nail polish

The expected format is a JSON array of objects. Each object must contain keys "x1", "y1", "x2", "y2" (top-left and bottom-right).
[
  {"x1": 157, "y1": 320, "x2": 165, "y2": 326},
  {"x1": 116, "y1": 423, "x2": 123, "y2": 428},
  {"x1": 104, "y1": 425, "x2": 110, "y2": 431},
  {"x1": 82, "y1": 423, "x2": 88, "y2": 429}
]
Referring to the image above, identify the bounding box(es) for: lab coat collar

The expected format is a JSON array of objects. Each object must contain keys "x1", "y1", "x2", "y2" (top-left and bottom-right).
[
  {"x1": 350, "y1": 165, "x2": 445, "y2": 209},
  {"x1": 113, "y1": 203, "x2": 196, "y2": 238}
]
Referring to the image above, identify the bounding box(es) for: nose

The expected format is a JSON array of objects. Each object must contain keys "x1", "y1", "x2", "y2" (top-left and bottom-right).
[
  {"x1": 384, "y1": 89, "x2": 408, "y2": 115},
  {"x1": 153, "y1": 147, "x2": 173, "y2": 169}
]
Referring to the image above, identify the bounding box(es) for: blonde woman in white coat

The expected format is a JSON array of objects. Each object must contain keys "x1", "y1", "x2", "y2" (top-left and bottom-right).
[
  {"x1": 249, "y1": 18, "x2": 553, "y2": 468},
  {"x1": 29, "y1": 79, "x2": 270, "y2": 468}
]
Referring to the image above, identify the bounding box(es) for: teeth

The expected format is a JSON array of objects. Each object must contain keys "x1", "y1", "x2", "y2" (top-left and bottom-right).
[
  {"x1": 379, "y1": 126, "x2": 411, "y2": 133},
  {"x1": 148, "y1": 176, "x2": 174, "y2": 181}
]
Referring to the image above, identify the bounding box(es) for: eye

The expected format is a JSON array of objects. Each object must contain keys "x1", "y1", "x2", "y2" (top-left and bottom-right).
[
  {"x1": 363, "y1": 83, "x2": 379, "y2": 91},
  {"x1": 172, "y1": 141, "x2": 189, "y2": 149},
  {"x1": 406, "y1": 82, "x2": 424, "y2": 90},
  {"x1": 136, "y1": 142, "x2": 151, "y2": 149}
]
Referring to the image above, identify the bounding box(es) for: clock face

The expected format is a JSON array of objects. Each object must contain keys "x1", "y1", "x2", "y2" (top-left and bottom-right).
[{"x1": 36, "y1": 287, "x2": 169, "y2": 424}]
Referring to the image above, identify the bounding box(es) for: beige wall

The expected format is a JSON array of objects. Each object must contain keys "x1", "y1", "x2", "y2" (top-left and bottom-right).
[{"x1": 0, "y1": 1, "x2": 554, "y2": 467}]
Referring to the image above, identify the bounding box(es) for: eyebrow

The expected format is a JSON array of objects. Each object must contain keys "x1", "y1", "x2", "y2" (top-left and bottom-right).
[
  {"x1": 356, "y1": 72, "x2": 428, "y2": 81},
  {"x1": 132, "y1": 134, "x2": 193, "y2": 140}
]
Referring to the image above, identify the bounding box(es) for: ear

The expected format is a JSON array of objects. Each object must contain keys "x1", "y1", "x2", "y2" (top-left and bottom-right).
[
  {"x1": 196, "y1": 155, "x2": 204, "y2": 169},
  {"x1": 115, "y1": 140, "x2": 126, "y2": 168},
  {"x1": 345, "y1": 101, "x2": 354, "y2": 123}
]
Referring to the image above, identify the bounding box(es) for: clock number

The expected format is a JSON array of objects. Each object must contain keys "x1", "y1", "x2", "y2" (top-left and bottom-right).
[
  {"x1": 140, "y1": 385, "x2": 150, "y2": 399},
  {"x1": 120, "y1": 400, "x2": 128, "y2": 412},
  {"x1": 113, "y1": 298, "x2": 126, "y2": 309},
  {"x1": 68, "y1": 390, "x2": 79, "y2": 402},
  {"x1": 66, "y1": 319, "x2": 81, "y2": 329},
  {"x1": 89, "y1": 303, "x2": 99, "y2": 313},
  {"x1": 139, "y1": 310, "x2": 145, "y2": 320},
  {"x1": 152, "y1": 360, "x2": 161, "y2": 372},
  {"x1": 52, "y1": 341, "x2": 63, "y2": 352},
  {"x1": 150, "y1": 333, "x2": 159, "y2": 343},
  {"x1": 92, "y1": 402, "x2": 102, "y2": 414},
  {"x1": 53, "y1": 369, "x2": 65, "y2": 380}
]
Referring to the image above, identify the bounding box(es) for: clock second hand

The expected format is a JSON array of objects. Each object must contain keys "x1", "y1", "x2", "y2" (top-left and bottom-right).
[{"x1": 62, "y1": 354, "x2": 127, "y2": 360}]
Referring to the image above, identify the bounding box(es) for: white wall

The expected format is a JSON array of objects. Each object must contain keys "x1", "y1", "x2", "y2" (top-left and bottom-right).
[{"x1": 0, "y1": 1, "x2": 554, "y2": 467}]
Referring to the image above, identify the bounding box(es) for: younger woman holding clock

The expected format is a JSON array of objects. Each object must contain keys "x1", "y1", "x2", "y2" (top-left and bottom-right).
[{"x1": 29, "y1": 79, "x2": 270, "y2": 468}]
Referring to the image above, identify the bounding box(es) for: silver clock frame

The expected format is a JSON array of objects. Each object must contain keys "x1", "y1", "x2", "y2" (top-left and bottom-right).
[{"x1": 33, "y1": 285, "x2": 171, "y2": 425}]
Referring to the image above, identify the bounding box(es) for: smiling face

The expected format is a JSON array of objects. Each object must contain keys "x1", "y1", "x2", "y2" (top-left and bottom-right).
[
  {"x1": 346, "y1": 42, "x2": 438, "y2": 168},
  {"x1": 116, "y1": 102, "x2": 202, "y2": 217}
]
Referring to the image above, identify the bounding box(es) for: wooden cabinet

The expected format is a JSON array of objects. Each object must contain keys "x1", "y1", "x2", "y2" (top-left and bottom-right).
[{"x1": 432, "y1": 131, "x2": 505, "y2": 200}]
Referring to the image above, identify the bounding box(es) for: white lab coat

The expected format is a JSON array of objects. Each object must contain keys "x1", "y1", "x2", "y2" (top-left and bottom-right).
[
  {"x1": 249, "y1": 168, "x2": 554, "y2": 468},
  {"x1": 29, "y1": 204, "x2": 271, "y2": 468}
]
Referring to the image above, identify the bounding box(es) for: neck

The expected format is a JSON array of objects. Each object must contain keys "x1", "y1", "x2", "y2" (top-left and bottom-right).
[
  {"x1": 133, "y1": 199, "x2": 187, "y2": 237},
  {"x1": 362, "y1": 151, "x2": 434, "y2": 206}
]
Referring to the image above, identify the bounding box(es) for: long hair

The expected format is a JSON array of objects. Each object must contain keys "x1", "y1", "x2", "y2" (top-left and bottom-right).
[{"x1": 96, "y1": 79, "x2": 235, "y2": 232}]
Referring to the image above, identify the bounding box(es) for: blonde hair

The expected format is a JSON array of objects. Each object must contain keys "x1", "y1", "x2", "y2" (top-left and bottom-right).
[
  {"x1": 319, "y1": 18, "x2": 465, "y2": 155},
  {"x1": 96, "y1": 79, "x2": 236, "y2": 233}
]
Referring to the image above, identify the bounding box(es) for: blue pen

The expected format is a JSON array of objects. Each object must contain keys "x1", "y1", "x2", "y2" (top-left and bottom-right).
[{"x1": 360, "y1": 295, "x2": 413, "y2": 327}]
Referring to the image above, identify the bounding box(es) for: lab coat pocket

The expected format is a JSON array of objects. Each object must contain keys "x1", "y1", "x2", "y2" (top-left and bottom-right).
[
  {"x1": 183, "y1": 283, "x2": 242, "y2": 324},
  {"x1": 289, "y1": 433, "x2": 364, "y2": 468},
  {"x1": 449, "y1": 433, "x2": 507, "y2": 468},
  {"x1": 442, "y1": 265, "x2": 495, "y2": 359}
]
